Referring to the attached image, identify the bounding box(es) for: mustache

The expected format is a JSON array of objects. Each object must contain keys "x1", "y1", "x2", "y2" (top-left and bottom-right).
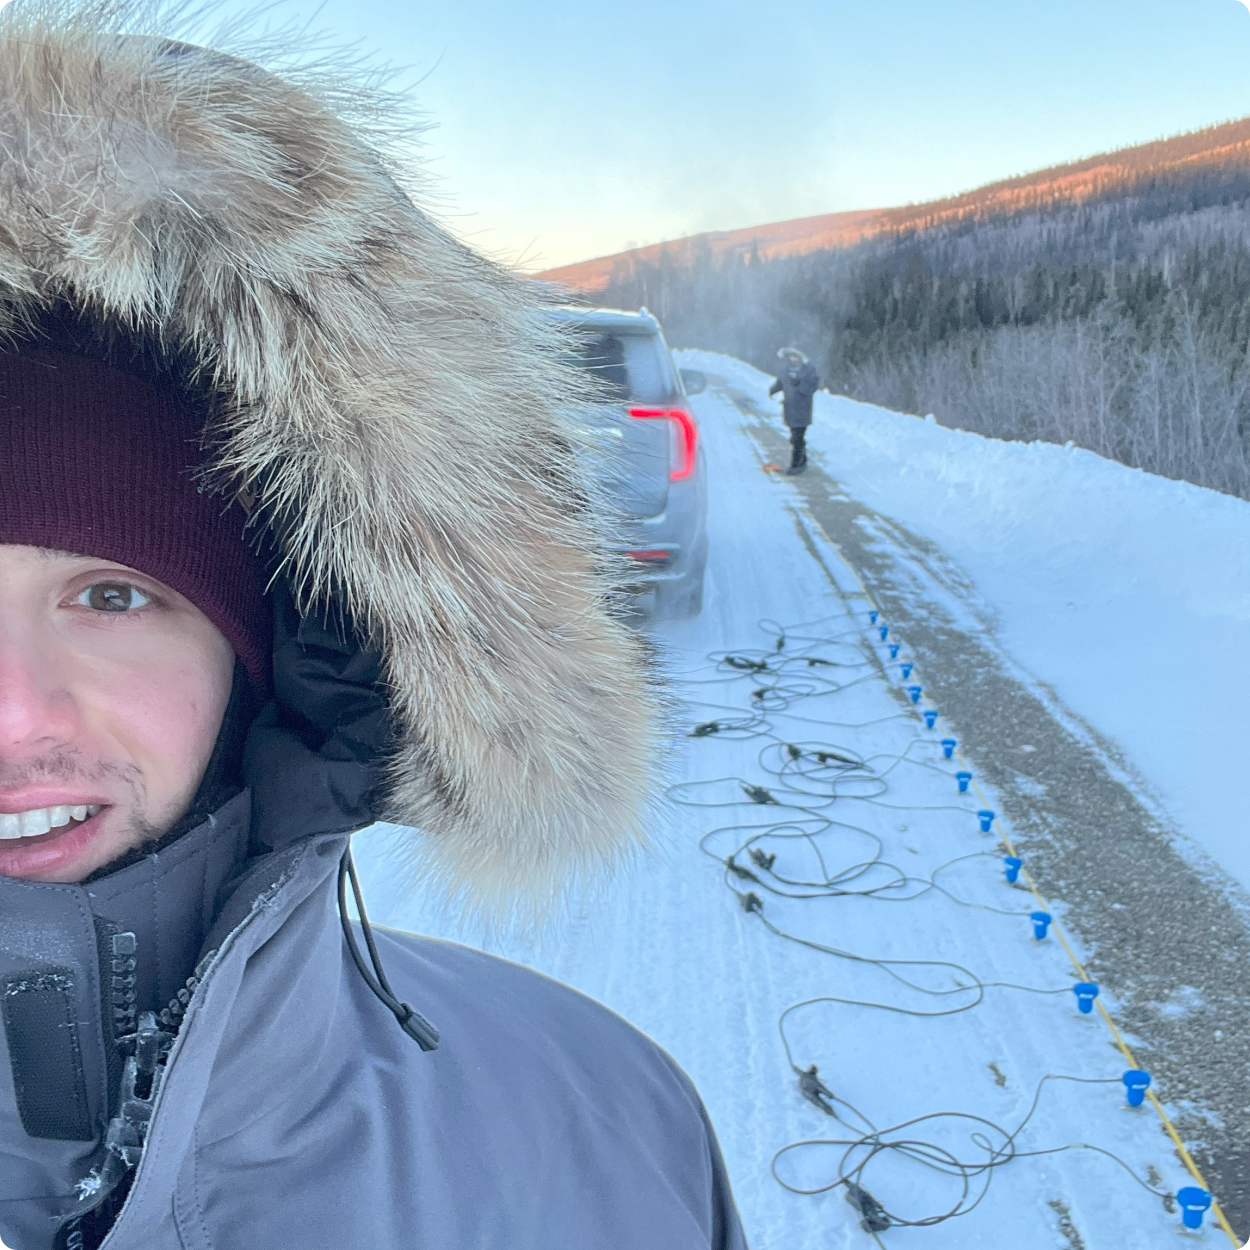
[{"x1": 0, "y1": 747, "x2": 141, "y2": 794}]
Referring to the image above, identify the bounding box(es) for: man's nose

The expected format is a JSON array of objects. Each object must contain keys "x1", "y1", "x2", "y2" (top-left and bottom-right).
[{"x1": 0, "y1": 628, "x2": 78, "y2": 752}]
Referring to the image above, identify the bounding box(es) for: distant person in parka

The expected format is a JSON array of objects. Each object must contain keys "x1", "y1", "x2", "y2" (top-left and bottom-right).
[
  {"x1": 0, "y1": 6, "x2": 747, "y2": 1250},
  {"x1": 768, "y1": 347, "x2": 821, "y2": 474}
]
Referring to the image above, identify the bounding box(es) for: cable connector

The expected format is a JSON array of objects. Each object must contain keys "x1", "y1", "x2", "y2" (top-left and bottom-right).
[
  {"x1": 749, "y1": 847, "x2": 776, "y2": 872},
  {"x1": 742, "y1": 784, "x2": 778, "y2": 805},
  {"x1": 726, "y1": 858, "x2": 760, "y2": 883},
  {"x1": 798, "y1": 1064, "x2": 836, "y2": 1116},
  {"x1": 845, "y1": 1182, "x2": 891, "y2": 1233},
  {"x1": 740, "y1": 892, "x2": 763, "y2": 914},
  {"x1": 691, "y1": 721, "x2": 721, "y2": 737},
  {"x1": 815, "y1": 750, "x2": 857, "y2": 766}
]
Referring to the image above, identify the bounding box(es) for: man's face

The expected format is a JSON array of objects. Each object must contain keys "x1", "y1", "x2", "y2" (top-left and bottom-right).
[{"x1": 0, "y1": 545, "x2": 235, "y2": 883}]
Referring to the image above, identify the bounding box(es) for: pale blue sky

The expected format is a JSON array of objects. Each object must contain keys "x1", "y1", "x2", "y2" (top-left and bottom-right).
[{"x1": 196, "y1": 0, "x2": 1250, "y2": 269}]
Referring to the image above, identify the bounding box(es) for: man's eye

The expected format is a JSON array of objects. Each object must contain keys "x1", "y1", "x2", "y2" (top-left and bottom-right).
[{"x1": 76, "y1": 583, "x2": 151, "y2": 613}]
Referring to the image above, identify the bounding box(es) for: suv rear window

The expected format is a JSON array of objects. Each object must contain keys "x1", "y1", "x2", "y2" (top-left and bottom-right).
[{"x1": 575, "y1": 331, "x2": 674, "y2": 405}]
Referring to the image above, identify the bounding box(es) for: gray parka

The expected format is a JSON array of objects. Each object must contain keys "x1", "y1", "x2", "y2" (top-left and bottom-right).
[
  {"x1": 0, "y1": 796, "x2": 745, "y2": 1250},
  {"x1": 0, "y1": 5, "x2": 746, "y2": 1249},
  {"x1": 768, "y1": 359, "x2": 820, "y2": 428}
]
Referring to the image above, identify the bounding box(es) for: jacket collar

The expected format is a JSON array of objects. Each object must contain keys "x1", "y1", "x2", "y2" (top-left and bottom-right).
[{"x1": 82, "y1": 797, "x2": 252, "y2": 1024}]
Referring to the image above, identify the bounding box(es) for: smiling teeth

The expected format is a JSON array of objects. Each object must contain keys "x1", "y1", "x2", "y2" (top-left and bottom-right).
[{"x1": 0, "y1": 805, "x2": 100, "y2": 840}]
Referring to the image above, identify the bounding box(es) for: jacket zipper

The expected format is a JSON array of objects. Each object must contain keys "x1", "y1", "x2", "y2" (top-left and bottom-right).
[
  {"x1": 109, "y1": 932, "x2": 138, "y2": 1042},
  {"x1": 58, "y1": 935, "x2": 216, "y2": 1250}
]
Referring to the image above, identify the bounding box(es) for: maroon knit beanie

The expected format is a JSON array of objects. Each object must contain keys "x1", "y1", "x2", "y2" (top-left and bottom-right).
[{"x1": 0, "y1": 348, "x2": 271, "y2": 692}]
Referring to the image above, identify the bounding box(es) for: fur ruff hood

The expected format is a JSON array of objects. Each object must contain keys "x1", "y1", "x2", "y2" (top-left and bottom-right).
[{"x1": 0, "y1": 1, "x2": 656, "y2": 908}]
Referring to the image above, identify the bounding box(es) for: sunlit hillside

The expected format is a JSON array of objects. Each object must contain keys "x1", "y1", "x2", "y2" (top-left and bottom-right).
[{"x1": 540, "y1": 115, "x2": 1250, "y2": 294}]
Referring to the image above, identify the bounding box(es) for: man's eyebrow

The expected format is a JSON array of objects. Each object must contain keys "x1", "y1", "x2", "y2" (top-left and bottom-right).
[{"x1": 33, "y1": 547, "x2": 86, "y2": 563}]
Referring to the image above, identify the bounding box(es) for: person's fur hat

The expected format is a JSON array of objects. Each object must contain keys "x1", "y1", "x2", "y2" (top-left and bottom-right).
[
  {"x1": 777, "y1": 347, "x2": 808, "y2": 363},
  {"x1": 0, "y1": 0, "x2": 657, "y2": 911}
]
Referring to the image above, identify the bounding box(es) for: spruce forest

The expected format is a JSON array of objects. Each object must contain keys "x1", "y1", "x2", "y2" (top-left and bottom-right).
[{"x1": 596, "y1": 120, "x2": 1250, "y2": 499}]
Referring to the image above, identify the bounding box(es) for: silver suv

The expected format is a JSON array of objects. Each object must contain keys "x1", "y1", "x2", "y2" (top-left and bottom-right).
[{"x1": 555, "y1": 306, "x2": 708, "y2": 619}]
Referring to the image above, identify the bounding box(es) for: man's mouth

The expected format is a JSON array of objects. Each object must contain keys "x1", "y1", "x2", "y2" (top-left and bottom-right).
[{"x1": 0, "y1": 804, "x2": 102, "y2": 840}]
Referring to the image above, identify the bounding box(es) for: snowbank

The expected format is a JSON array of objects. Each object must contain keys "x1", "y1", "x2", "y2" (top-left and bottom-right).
[{"x1": 679, "y1": 349, "x2": 1250, "y2": 895}]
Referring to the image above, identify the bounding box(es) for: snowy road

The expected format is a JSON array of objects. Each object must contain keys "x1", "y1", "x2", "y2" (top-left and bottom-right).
[
  {"x1": 695, "y1": 356, "x2": 1250, "y2": 1241},
  {"x1": 353, "y1": 373, "x2": 1232, "y2": 1248}
]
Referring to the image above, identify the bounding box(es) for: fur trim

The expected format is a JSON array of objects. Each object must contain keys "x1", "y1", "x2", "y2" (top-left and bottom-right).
[
  {"x1": 776, "y1": 347, "x2": 808, "y2": 363},
  {"x1": 0, "y1": 1, "x2": 657, "y2": 909}
]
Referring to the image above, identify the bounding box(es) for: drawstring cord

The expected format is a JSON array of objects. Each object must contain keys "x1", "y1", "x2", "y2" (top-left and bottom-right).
[{"x1": 337, "y1": 843, "x2": 440, "y2": 1051}]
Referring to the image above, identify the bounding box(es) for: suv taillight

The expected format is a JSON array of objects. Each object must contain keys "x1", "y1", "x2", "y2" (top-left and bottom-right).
[{"x1": 628, "y1": 406, "x2": 698, "y2": 481}]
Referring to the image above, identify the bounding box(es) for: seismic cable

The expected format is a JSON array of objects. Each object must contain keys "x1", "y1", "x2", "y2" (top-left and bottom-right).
[{"x1": 673, "y1": 602, "x2": 1233, "y2": 1242}]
